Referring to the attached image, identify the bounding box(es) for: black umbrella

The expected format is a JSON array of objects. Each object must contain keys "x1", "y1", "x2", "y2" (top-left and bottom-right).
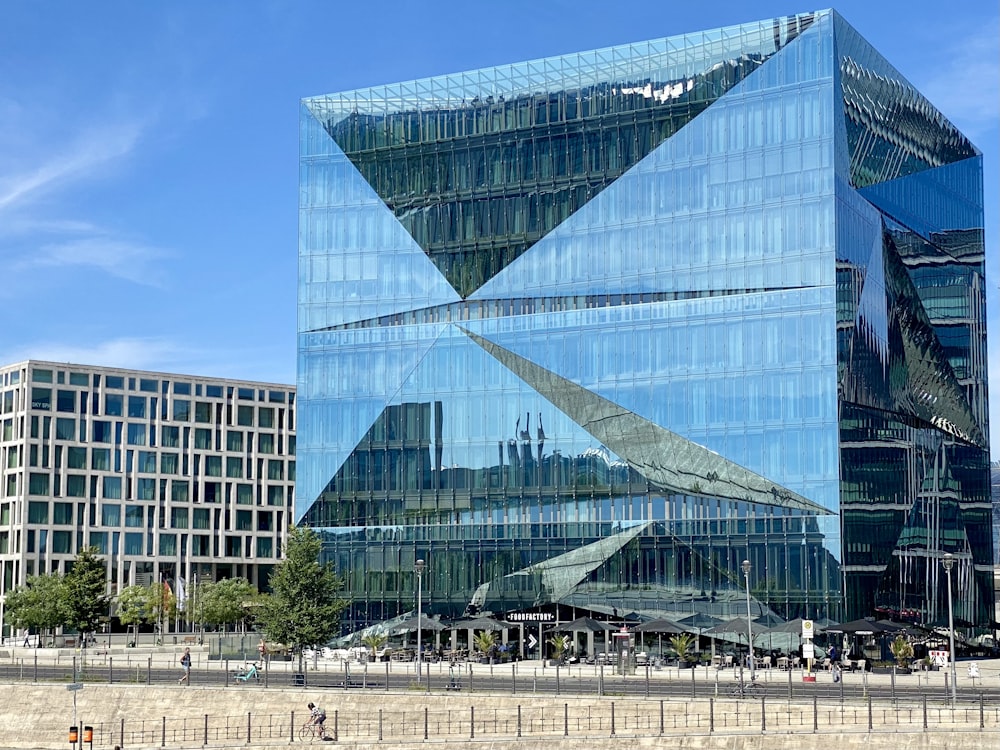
[
  {"x1": 632, "y1": 618, "x2": 685, "y2": 634},
  {"x1": 825, "y1": 617, "x2": 894, "y2": 636},
  {"x1": 677, "y1": 613, "x2": 724, "y2": 630}
]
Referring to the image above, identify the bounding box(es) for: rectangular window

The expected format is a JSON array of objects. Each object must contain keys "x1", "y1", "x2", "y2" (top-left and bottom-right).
[
  {"x1": 173, "y1": 382, "x2": 191, "y2": 395},
  {"x1": 28, "y1": 500, "x2": 49, "y2": 523},
  {"x1": 193, "y1": 508, "x2": 210, "y2": 529},
  {"x1": 267, "y1": 460, "x2": 284, "y2": 480},
  {"x1": 67, "y1": 446, "x2": 87, "y2": 469},
  {"x1": 171, "y1": 480, "x2": 189, "y2": 502},
  {"x1": 266, "y1": 486, "x2": 284, "y2": 506},
  {"x1": 171, "y1": 507, "x2": 188, "y2": 529},
  {"x1": 161, "y1": 425, "x2": 180, "y2": 447},
  {"x1": 204, "y1": 456, "x2": 222, "y2": 477},
  {"x1": 268, "y1": 390, "x2": 286, "y2": 403},
  {"x1": 159, "y1": 533, "x2": 177, "y2": 556},
  {"x1": 139, "y1": 378, "x2": 158, "y2": 393},
  {"x1": 105, "y1": 393, "x2": 123, "y2": 416},
  {"x1": 28, "y1": 473, "x2": 50, "y2": 496},
  {"x1": 137, "y1": 478, "x2": 156, "y2": 500},
  {"x1": 53, "y1": 502, "x2": 74, "y2": 524},
  {"x1": 31, "y1": 387, "x2": 51, "y2": 410},
  {"x1": 89, "y1": 531, "x2": 108, "y2": 554},
  {"x1": 256, "y1": 537, "x2": 273, "y2": 558},
  {"x1": 194, "y1": 428, "x2": 211, "y2": 450},
  {"x1": 258, "y1": 408, "x2": 274, "y2": 428},
  {"x1": 103, "y1": 476, "x2": 122, "y2": 499},
  {"x1": 173, "y1": 399, "x2": 190, "y2": 421},
  {"x1": 236, "y1": 484, "x2": 253, "y2": 505},
  {"x1": 204, "y1": 482, "x2": 221, "y2": 502},
  {"x1": 105, "y1": 375, "x2": 124, "y2": 389},
  {"x1": 92, "y1": 421, "x2": 112, "y2": 443},
  {"x1": 236, "y1": 510, "x2": 253, "y2": 530},
  {"x1": 160, "y1": 452, "x2": 178, "y2": 474},
  {"x1": 258, "y1": 433, "x2": 274, "y2": 454},
  {"x1": 138, "y1": 451, "x2": 157, "y2": 473},
  {"x1": 57, "y1": 390, "x2": 76, "y2": 413},
  {"x1": 102, "y1": 504, "x2": 121, "y2": 526},
  {"x1": 126, "y1": 423, "x2": 146, "y2": 446},
  {"x1": 66, "y1": 474, "x2": 86, "y2": 497},
  {"x1": 32, "y1": 368, "x2": 53, "y2": 383},
  {"x1": 127, "y1": 396, "x2": 146, "y2": 418},
  {"x1": 55, "y1": 417, "x2": 75, "y2": 440},
  {"x1": 226, "y1": 431, "x2": 243, "y2": 452},
  {"x1": 194, "y1": 402, "x2": 212, "y2": 423},
  {"x1": 69, "y1": 372, "x2": 88, "y2": 386},
  {"x1": 226, "y1": 457, "x2": 243, "y2": 478},
  {"x1": 124, "y1": 505, "x2": 143, "y2": 527},
  {"x1": 205, "y1": 385, "x2": 222, "y2": 398},
  {"x1": 124, "y1": 532, "x2": 143, "y2": 555},
  {"x1": 237, "y1": 406, "x2": 254, "y2": 426},
  {"x1": 52, "y1": 530, "x2": 72, "y2": 554}
]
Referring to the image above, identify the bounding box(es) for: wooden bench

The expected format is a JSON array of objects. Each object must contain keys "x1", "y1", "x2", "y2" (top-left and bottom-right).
[{"x1": 182, "y1": 636, "x2": 198, "y2": 645}]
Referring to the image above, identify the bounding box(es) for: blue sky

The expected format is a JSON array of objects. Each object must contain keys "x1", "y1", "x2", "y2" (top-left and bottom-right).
[{"x1": 1, "y1": 1, "x2": 997, "y2": 448}]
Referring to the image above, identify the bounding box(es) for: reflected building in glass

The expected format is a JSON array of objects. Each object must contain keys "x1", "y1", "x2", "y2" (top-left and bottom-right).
[{"x1": 297, "y1": 9, "x2": 992, "y2": 633}]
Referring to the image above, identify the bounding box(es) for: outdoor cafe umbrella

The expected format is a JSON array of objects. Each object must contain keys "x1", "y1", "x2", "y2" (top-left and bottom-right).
[
  {"x1": 448, "y1": 617, "x2": 513, "y2": 653},
  {"x1": 554, "y1": 616, "x2": 612, "y2": 657},
  {"x1": 632, "y1": 617, "x2": 685, "y2": 656}
]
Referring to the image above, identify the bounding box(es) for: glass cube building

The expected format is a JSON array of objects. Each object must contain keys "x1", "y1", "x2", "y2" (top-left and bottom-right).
[{"x1": 297, "y1": 9, "x2": 993, "y2": 634}]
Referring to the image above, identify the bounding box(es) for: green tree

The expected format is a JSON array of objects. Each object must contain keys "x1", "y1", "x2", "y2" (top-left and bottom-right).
[
  {"x1": 63, "y1": 547, "x2": 109, "y2": 643},
  {"x1": 116, "y1": 584, "x2": 153, "y2": 645},
  {"x1": 255, "y1": 527, "x2": 348, "y2": 670},
  {"x1": 202, "y1": 577, "x2": 258, "y2": 633},
  {"x1": 361, "y1": 632, "x2": 388, "y2": 660},
  {"x1": 4, "y1": 574, "x2": 69, "y2": 645},
  {"x1": 473, "y1": 630, "x2": 496, "y2": 660},
  {"x1": 668, "y1": 633, "x2": 697, "y2": 663}
]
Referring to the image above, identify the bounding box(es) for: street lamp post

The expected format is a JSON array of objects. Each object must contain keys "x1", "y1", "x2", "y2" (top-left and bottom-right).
[
  {"x1": 941, "y1": 553, "x2": 957, "y2": 706},
  {"x1": 415, "y1": 559, "x2": 426, "y2": 683},
  {"x1": 742, "y1": 560, "x2": 755, "y2": 681}
]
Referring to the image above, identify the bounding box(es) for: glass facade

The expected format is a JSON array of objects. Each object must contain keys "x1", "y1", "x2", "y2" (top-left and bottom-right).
[{"x1": 298, "y1": 10, "x2": 992, "y2": 633}]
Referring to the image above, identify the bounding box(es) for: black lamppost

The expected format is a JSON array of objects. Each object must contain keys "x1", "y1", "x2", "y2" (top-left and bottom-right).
[
  {"x1": 742, "y1": 560, "x2": 755, "y2": 680},
  {"x1": 415, "y1": 559, "x2": 426, "y2": 682},
  {"x1": 941, "y1": 553, "x2": 957, "y2": 706}
]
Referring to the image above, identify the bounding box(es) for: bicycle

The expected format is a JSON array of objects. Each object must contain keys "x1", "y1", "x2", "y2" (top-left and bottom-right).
[
  {"x1": 728, "y1": 676, "x2": 763, "y2": 699},
  {"x1": 298, "y1": 722, "x2": 328, "y2": 742},
  {"x1": 234, "y1": 662, "x2": 260, "y2": 684}
]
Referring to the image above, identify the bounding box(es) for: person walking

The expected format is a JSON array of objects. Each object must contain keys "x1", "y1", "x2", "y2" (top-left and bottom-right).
[{"x1": 178, "y1": 647, "x2": 192, "y2": 685}]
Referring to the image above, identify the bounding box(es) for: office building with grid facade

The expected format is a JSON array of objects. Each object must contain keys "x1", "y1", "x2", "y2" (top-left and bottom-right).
[{"x1": 0, "y1": 360, "x2": 295, "y2": 637}]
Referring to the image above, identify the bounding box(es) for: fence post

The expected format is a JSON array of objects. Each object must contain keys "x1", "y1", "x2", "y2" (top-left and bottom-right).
[
  {"x1": 691, "y1": 664, "x2": 696, "y2": 698},
  {"x1": 599, "y1": 663, "x2": 604, "y2": 697},
  {"x1": 922, "y1": 695, "x2": 927, "y2": 730},
  {"x1": 564, "y1": 703, "x2": 568, "y2": 737},
  {"x1": 813, "y1": 695, "x2": 818, "y2": 733},
  {"x1": 788, "y1": 664, "x2": 792, "y2": 699},
  {"x1": 610, "y1": 701, "x2": 615, "y2": 737},
  {"x1": 555, "y1": 664, "x2": 560, "y2": 695},
  {"x1": 161, "y1": 716, "x2": 166, "y2": 748},
  {"x1": 645, "y1": 665, "x2": 650, "y2": 698},
  {"x1": 761, "y1": 696, "x2": 766, "y2": 733},
  {"x1": 147, "y1": 656, "x2": 152, "y2": 686},
  {"x1": 34, "y1": 651, "x2": 38, "y2": 682},
  {"x1": 660, "y1": 699, "x2": 665, "y2": 735},
  {"x1": 378, "y1": 709, "x2": 383, "y2": 741},
  {"x1": 980, "y1": 692, "x2": 985, "y2": 730},
  {"x1": 867, "y1": 694, "x2": 873, "y2": 733},
  {"x1": 225, "y1": 659, "x2": 229, "y2": 687},
  {"x1": 709, "y1": 697, "x2": 714, "y2": 734},
  {"x1": 333, "y1": 710, "x2": 338, "y2": 742},
  {"x1": 470, "y1": 706, "x2": 474, "y2": 739},
  {"x1": 288, "y1": 711, "x2": 293, "y2": 744},
  {"x1": 386, "y1": 660, "x2": 390, "y2": 692},
  {"x1": 425, "y1": 707, "x2": 429, "y2": 741},
  {"x1": 246, "y1": 711, "x2": 251, "y2": 744},
  {"x1": 120, "y1": 717, "x2": 125, "y2": 749},
  {"x1": 108, "y1": 657, "x2": 113, "y2": 685},
  {"x1": 512, "y1": 662, "x2": 517, "y2": 695},
  {"x1": 517, "y1": 705, "x2": 522, "y2": 738}
]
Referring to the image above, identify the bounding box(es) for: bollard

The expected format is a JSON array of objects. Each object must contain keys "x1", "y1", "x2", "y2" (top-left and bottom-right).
[
  {"x1": 225, "y1": 659, "x2": 230, "y2": 687},
  {"x1": 564, "y1": 703, "x2": 569, "y2": 737},
  {"x1": 980, "y1": 692, "x2": 985, "y2": 730},
  {"x1": 709, "y1": 697, "x2": 714, "y2": 734},
  {"x1": 288, "y1": 711, "x2": 293, "y2": 745},
  {"x1": 512, "y1": 662, "x2": 517, "y2": 694},
  {"x1": 610, "y1": 701, "x2": 616, "y2": 737},
  {"x1": 646, "y1": 665, "x2": 650, "y2": 698},
  {"x1": 246, "y1": 711, "x2": 251, "y2": 744},
  {"x1": 691, "y1": 664, "x2": 696, "y2": 698},
  {"x1": 161, "y1": 716, "x2": 166, "y2": 748},
  {"x1": 386, "y1": 660, "x2": 390, "y2": 692},
  {"x1": 813, "y1": 695, "x2": 818, "y2": 733},
  {"x1": 147, "y1": 656, "x2": 152, "y2": 686},
  {"x1": 470, "y1": 706, "x2": 475, "y2": 739},
  {"x1": 517, "y1": 705, "x2": 522, "y2": 738},
  {"x1": 120, "y1": 717, "x2": 125, "y2": 750},
  {"x1": 761, "y1": 697, "x2": 766, "y2": 733},
  {"x1": 922, "y1": 695, "x2": 927, "y2": 730},
  {"x1": 378, "y1": 709, "x2": 383, "y2": 741},
  {"x1": 424, "y1": 707, "x2": 429, "y2": 741},
  {"x1": 660, "y1": 699, "x2": 665, "y2": 735},
  {"x1": 109, "y1": 657, "x2": 113, "y2": 685}
]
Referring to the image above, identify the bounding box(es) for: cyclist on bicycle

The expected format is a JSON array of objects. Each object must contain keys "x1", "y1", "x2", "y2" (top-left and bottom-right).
[{"x1": 306, "y1": 702, "x2": 328, "y2": 739}]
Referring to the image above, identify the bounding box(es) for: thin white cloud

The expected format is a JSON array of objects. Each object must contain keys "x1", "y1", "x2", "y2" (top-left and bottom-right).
[
  {"x1": 0, "y1": 120, "x2": 145, "y2": 213},
  {"x1": 12, "y1": 236, "x2": 170, "y2": 287},
  {"x1": 917, "y1": 20, "x2": 1000, "y2": 142}
]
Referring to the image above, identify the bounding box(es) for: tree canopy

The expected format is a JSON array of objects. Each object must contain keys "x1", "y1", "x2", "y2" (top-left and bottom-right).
[
  {"x1": 201, "y1": 577, "x2": 258, "y2": 632},
  {"x1": 4, "y1": 573, "x2": 69, "y2": 637},
  {"x1": 255, "y1": 527, "x2": 347, "y2": 658},
  {"x1": 63, "y1": 547, "x2": 110, "y2": 637}
]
